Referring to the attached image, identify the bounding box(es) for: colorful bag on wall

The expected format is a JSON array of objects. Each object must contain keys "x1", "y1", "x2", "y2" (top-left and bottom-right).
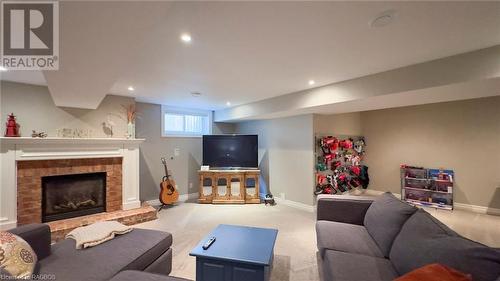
[{"x1": 359, "y1": 165, "x2": 370, "y2": 189}]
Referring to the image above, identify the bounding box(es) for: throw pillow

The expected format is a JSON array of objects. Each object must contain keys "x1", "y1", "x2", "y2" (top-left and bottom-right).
[
  {"x1": 394, "y1": 263, "x2": 472, "y2": 281},
  {"x1": 363, "y1": 192, "x2": 417, "y2": 257},
  {"x1": 390, "y1": 209, "x2": 500, "y2": 281},
  {"x1": 0, "y1": 231, "x2": 37, "y2": 279}
]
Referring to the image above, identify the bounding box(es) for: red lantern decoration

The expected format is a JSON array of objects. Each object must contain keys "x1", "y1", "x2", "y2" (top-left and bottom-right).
[{"x1": 5, "y1": 113, "x2": 20, "y2": 137}]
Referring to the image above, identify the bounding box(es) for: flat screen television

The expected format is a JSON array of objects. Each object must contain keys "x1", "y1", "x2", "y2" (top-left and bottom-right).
[{"x1": 202, "y1": 135, "x2": 258, "y2": 169}]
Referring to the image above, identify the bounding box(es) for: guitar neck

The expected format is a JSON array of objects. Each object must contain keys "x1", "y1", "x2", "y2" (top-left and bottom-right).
[{"x1": 163, "y1": 163, "x2": 169, "y2": 178}]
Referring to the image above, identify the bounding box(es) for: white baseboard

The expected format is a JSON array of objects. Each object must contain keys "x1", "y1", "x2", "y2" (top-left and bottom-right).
[
  {"x1": 148, "y1": 190, "x2": 498, "y2": 216},
  {"x1": 274, "y1": 197, "x2": 315, "y2": 212},
  {"x1": 367, "y1": 189, "x2": 500, "y2": 216},
  {"x1": 0, "y1": 220, "x2": 17, "y2": 231},
  {"x1": 146, "y1": 192, "x2": 198, "y2": 206},
  {"x1": 363, "y1": 189, "x2": 401, "y2": 198},
  {"x1": 147, "y1": 193, "x2": 315, "y2": 213},
  {"x1": 122, "y1": 201, "x2": 141, "y2": 210},
  {"x1": 454, "y1": 203, "x2": 500, "y2": 216},
  {"x1": 180, "y1": 192, "x2": 199, "y2": 202}
]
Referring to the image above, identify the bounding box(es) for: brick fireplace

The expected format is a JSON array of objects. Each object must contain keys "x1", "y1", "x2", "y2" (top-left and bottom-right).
[
  {"x1": 17, "y1": 158, "x2": 123, "y2": 225},
  {"x1": 0, "y1": 138, "x2": 156, "y2": 237}
]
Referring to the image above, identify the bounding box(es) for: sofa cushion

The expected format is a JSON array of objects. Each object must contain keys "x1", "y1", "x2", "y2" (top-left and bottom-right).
[
  {"x1": 364, "y1": 192, "x2": 417, "y2": 257},
  {"x1": 316, "y1": 221, "x2": 384, "y2": 258},
  {"x1": 322, "y1": 250, "x2": 398, "y2": 281},
  {"x1": 110, "y1": 270, "x2": 191, "y2": 281},
  {"x1": 390, "y1": 209, "x2": 500, "y2": 281},
  {"x1": 39, "y1": 228, "x2": 172, "y2": 281}
]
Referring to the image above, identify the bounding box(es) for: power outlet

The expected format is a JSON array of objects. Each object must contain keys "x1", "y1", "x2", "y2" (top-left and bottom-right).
[{"x1": 174, "y1": 148, "x2": 180, "y2": 157}]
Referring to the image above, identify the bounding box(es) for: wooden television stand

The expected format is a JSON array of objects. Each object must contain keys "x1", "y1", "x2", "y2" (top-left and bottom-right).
[{"x1": 198, "y1": 169, "x2": 261, "y2": 204}]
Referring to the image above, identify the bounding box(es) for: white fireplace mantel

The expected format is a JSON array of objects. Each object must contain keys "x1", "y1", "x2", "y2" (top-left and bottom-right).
[
  {"x1": 0, "y1": 137, "x2": 145, "y2": 145},
  {"x1": 0, "y1": 137, "x2": 145, "y2": 230}
]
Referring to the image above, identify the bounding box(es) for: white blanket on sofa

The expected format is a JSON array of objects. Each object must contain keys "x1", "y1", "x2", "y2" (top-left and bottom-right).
[{"x1": 66, "y1": 221, "x2": 132, "y2": 249}]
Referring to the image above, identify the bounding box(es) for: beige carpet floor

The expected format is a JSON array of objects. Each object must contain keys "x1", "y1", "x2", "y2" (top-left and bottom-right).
[
  {"x1": 137, "y1": 202, "x2": 319, "y2": 280},
  {"x1": 136, "y1": 201, "x2": 500, "y2": 281}
]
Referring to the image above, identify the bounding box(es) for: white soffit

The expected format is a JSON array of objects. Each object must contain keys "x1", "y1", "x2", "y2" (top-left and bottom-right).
[{"x1": 214, "y1": 46, "x2": 500, "y2": 121}]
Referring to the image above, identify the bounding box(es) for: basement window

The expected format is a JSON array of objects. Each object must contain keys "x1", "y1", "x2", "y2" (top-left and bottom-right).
[{"x1": 161, "y1": 106, "x2": 212, "y2": 137}]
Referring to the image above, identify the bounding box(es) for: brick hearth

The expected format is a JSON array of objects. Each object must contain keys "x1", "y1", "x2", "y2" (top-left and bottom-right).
[
  {"x1": 48, "y1": 203, "x2": 157, "y2": 242},
  {"x1": 17, "y1": 158, "x2": 123, "y2": 225},
  {"x1": 16, "y1": 157, "x2": 157, "y2": 241}
]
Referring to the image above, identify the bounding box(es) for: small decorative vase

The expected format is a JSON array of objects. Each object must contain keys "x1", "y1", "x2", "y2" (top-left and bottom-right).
[{"x1": 127, "y1": 122, "x2": 135, "y2": 139}]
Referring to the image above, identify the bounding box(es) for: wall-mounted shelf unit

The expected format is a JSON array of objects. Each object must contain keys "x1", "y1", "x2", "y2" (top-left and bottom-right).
[
  {"x1": 314, "y1": 134, "x2": 368, "y2": 195},
  {"x1": 400, "y1": 165, "x2": 454, "y2": 210}
]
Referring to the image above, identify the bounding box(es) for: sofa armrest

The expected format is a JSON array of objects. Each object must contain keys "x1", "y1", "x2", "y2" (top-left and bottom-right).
[
  {"x1": 8, "y1": 223, "x2": 51, "y2": 260},
  {"x1": 316, "y1": 195, "x2": 374, "y2": 225}
]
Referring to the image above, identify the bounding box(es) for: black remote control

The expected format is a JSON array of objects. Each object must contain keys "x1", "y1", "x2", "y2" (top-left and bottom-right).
[{"x1": 202, "y1": 237, "x2": 216, "y2": 250}]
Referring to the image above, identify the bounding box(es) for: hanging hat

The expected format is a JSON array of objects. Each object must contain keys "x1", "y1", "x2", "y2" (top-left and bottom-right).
[
  {"x1": 331, "y1": 161, "x2": 342, "y2": 170},
  {"x1": 350, "y1": 166, "x2": 361, "y2": 176}
]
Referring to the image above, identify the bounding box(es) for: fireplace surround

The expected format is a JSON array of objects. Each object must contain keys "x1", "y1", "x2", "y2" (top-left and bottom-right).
[
  {"x1": 17, "y1": 157, "x2": 123, "y2": 225},
  {"x1": 42, "y1": 172, "x2": 107, "y2": 222},
  {"x1": 0, "y1": 137, "x2": 144, "y2": 230}
]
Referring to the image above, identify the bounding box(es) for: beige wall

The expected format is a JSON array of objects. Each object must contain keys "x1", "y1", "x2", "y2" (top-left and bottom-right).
[
  {"x1": 3, "y1": 81, "x2": 498, "y2": 208},
  {"x1": 313, "y1": 112, "x2": 362, "y2": 136},
  {"x1": 0, "y1": 82, "x2": 237, "y2": 201},
  {"x1": 135, "y1": 102, "x2": 235, "y2": 201},
  {"x1": 235, "y1": 114, "x2": 315, "y2": 206},
  {"x1": 136, "y1": 102, "x2": 202, "y2": 200},
  {"x1": 361, "y1": 96, "x2": 500, "y2": 209},
  {"x1": 0, "y1": 81, "x2": 134, "y2": 138}
]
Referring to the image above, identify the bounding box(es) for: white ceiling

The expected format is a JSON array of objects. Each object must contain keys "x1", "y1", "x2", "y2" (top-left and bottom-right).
[
  {"x1": 1, "y1": 71, "x2": 46, "y2": 86},
  {"x1": 1, "y1": 1, "x2": 500, "y2": 110}
]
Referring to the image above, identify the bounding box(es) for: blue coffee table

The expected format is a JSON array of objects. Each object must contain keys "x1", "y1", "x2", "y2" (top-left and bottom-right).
[{"x1": 189, "y1": 224, "x2": 278, "y2": 281}]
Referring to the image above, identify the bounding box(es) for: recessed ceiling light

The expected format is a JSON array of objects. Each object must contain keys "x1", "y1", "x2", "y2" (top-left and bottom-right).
[
  {"x1": 191, "y1": 92, "x2": 202, "y2": 97},
  {"x1": 370, "y1": 10, "x2": 396, "y2": 28},
  {"x1": 127, "y1": 86, "x2": 135, "y2": 92},
  {"x1": 180, "y1": 33, "x2": 192, "y2": 43},
  {"x1": 226, "y1": 101, "x2": 231, "y2": 106},
  {"x1": 308, "y1": 80, "x2": 315, "y2": 86},
  {"x1": 0, "y1": 66, "x2": 7, "y2": 71}
]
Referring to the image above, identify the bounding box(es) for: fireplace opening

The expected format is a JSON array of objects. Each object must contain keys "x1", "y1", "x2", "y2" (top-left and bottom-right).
[{"x1": 42, "y1": 172, "x2": 106, "y2": 222}]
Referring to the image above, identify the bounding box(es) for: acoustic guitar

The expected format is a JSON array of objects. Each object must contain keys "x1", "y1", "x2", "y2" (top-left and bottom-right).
[{"x1": 159, "y1": 158, "x2": 179, "y2": 210}]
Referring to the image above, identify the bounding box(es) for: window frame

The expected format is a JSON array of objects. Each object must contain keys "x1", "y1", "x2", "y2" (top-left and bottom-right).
[{"x1": 161, "y1": 105, "x2": 213, "y2": 138}]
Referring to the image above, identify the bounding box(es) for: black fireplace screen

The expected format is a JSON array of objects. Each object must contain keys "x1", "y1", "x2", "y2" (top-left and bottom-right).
[{"x1": 42, "y1": 172, "x2": 106, "y2": 222}]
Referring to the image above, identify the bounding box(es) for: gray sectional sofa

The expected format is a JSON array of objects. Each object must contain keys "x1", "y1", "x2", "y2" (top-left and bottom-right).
[
  {"x1": 4, "y1": 223, "x2": 188, "y2": 281},
  {"x1": 316, "y1": 192, "x2": 500, "y2": 281}
]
